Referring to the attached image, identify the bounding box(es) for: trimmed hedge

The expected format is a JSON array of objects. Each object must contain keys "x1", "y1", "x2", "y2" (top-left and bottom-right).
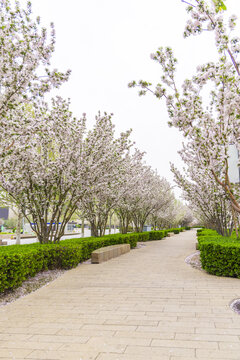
[
  {"x1": 0, "y1": 243, "x2": 83, "y2": 293},
  {"x1": 197, "y1": 229, "x2": 240, "y2": 278},
  {"x1": 60, "y1": 233, "x2": 138, "y2": 250},
  {"x1": 0, "y1": 228, "x2": 182, "y2": 293},
  {"x1": 165, "y1": 227, "x2": 184, "y2": 235},
  {"x1": 148, "y1": 230, "x2": 167, "y2": 240},
  {"x1": 138, "y1": 230, "x2": 167, "y2": 241}
]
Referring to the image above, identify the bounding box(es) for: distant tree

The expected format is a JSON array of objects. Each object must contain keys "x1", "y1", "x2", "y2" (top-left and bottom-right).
[
  {"x1": 125, "y1": 167, "x2": 173, "y2": 233},
  {"x1": 115, "y1": 149, "x2": 145, "y2": 234},
  {"x1": 180, "y1": 207, "x2": 194, "y2": 227},
  {"x1": 149, "y1": 190, "x2": 176, "y2": 230},
  {"x1": 171, "y1": 159, "x2": 234, "y2": 236},
  {"x1": 77, "y1": 112, "x2": 137, "y2": 237}
]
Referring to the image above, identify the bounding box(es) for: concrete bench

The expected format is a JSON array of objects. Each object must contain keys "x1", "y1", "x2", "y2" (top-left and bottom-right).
[
  {"x1": 0, "y1": 239, "x2": 7, "y2": 246},
  {"x1": 91, "y1": 244, "x2": 130, "y2": 264},
  {"x1": 167, "y1": 232, "x2": 175, "y2": 237}
]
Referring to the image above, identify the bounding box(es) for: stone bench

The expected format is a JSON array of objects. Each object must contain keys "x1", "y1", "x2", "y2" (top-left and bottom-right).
[
  {"x1": 91, "y1": 244, "x2": 130, "y2": 264},
  {"x1": 167, "y1": 232, "x2": 175, "y2": 237},
  {"x1": 0, "y1": 239, "x2": 7, "y2": 246}
]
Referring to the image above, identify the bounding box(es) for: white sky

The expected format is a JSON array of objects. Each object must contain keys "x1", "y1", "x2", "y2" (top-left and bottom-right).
[{"x1": 26, "y1": 0, "x2": 240, "y2": 198}]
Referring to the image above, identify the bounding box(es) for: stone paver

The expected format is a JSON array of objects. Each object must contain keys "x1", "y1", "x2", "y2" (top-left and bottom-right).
[{"x1": 1, "y1": 229, "x2": 240, "y2": 359}]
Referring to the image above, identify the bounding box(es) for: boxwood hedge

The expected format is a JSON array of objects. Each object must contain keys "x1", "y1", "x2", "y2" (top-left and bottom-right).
[
  {"x1": 165, "y1": 227, "x2": 185, "y2": 234},
  {"x1": 197, "y1": 229, "x2": 240, "y2": 278}
]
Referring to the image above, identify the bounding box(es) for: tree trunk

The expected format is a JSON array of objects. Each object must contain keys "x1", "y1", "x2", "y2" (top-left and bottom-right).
[
  {"x1": 232, "y1": 206, "x2": 239, "y2": 239},
  {"x1": 153, "y1": 221, "x2": 157, "y2": 231},
  {"x1": 81, "y1": 216, "x2": 85, "y2": 237},
  {"x1": 139, "y1": 221, "x2": 145, "y2": 233},
  {"x1": 119, "y1": 213, "x2": 131, "y2": 234},
  {"x1": 133, "y1": 222, "x2": 141, "y2": 232},
  {"x1": 109, "y1": 213, "x2": 112, "y2": 234},
  {"x1": 90, "y1": 221, "x2": 98, "y2": 237},
  {"x1": 99, "y1": 216, "x2": 108, "y2": 237},
  {"x1": 15, "y1": 209, "x2": 22, "y2": 245}
]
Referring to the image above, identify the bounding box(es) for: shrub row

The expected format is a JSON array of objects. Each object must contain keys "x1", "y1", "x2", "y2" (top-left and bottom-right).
[
  {"x1": 197, "y1": 229, "x2": 240, "y2": 278},
  {"x1": 166, "y1": 227, "x2": 185, "y2": 234},
  {"x1": 126, "y1": 227, "x2": 187, "y2": 242},
  {"x1": 0, "y1": 228, "x2": 184, "y2": 293},
  {"x1": 140, "y1": 230, "x2": 167, "y2": 241}
]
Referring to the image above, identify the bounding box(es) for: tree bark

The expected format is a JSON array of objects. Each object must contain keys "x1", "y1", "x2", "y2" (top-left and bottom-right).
[
  {"x1": 81, "y1": 216, "x2": 85, "y2": 237},
  {"x1": 90, "y1": 221, "x2": 98, "y2": 237},
  {"x1": 109, "y1": 213, "x2": 112, "y2": 234},
  {"x1": 15, "y1": 209, "x2": 22, "y2": 245}
]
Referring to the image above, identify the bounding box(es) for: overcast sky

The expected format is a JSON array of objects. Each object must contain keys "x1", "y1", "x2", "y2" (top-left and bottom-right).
[{"x1": 26, "y1": 0, "x2": 240, "y2": 198}]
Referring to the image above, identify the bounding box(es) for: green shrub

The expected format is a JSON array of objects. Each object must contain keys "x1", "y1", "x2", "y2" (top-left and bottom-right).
[
  {"x1": 166, "y1": 228, "x2": 181, "y2": 234},
  {"x1": 148, "y1": 230, "x2": 166, "y2": 240},
  {"x1": 199, "y1": 238, "x2": 240, "y2": 277},
  {"x1": 132, "y1": 232, "x2": 150, "y2": 242},
  {"x1": 41, "y1": 244, "x2": 83, "y2": 269},
  {"x1": 61, "y1": 232, "x2": 139, "y2": 250},
  {"x1": 197, "y1": 229, "x2": 240, "y2": 278},
  {"x1": 0, "y1": 247, "x2": 46, "y2": 292}
]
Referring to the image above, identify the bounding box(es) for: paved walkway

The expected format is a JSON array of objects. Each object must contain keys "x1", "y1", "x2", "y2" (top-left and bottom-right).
[{"x1": 1, "y1": 230, "x2": 240, "y2": 360}]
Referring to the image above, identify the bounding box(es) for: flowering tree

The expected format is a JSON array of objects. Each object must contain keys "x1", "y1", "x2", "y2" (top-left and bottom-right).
[
  {"x1": 149, "y1": 190, "x2": 176, "y2": 230},
  {"x1": 114, "y1": 150, "x2": 146, "y2": 234},
  {"x1": 180, "y1": 206, "x2": 194, "y2": 227},
  {"x1": 129, "y1": 0, "x2": 240, "y2": 228},
  {"x1": 77, "y1": 112, "x2": 136, "y2": 237},
  {"x1": 124, "y1": 167, "x2": 173, "y2": 233},
  {"x1": 171, "y1": 159, "x2": 233, "y2": 236},
  {"x1": 150, "y1": 197, "x2": 193, "y2": 229},
  {"x1": 115, "y1": 155, "x2": 176, "y2": 233},
  {"x1": 0, "y1": 98, "x2": 92, "y2": 243},
  {"x1": 0, "y1": 0, "x2": 69, "y2": 132}
]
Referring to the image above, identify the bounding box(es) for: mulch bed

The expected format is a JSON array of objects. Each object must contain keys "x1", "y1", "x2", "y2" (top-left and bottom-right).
[{"x1": 0, "y1": 269, "x2": 66, "y2": 307}]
